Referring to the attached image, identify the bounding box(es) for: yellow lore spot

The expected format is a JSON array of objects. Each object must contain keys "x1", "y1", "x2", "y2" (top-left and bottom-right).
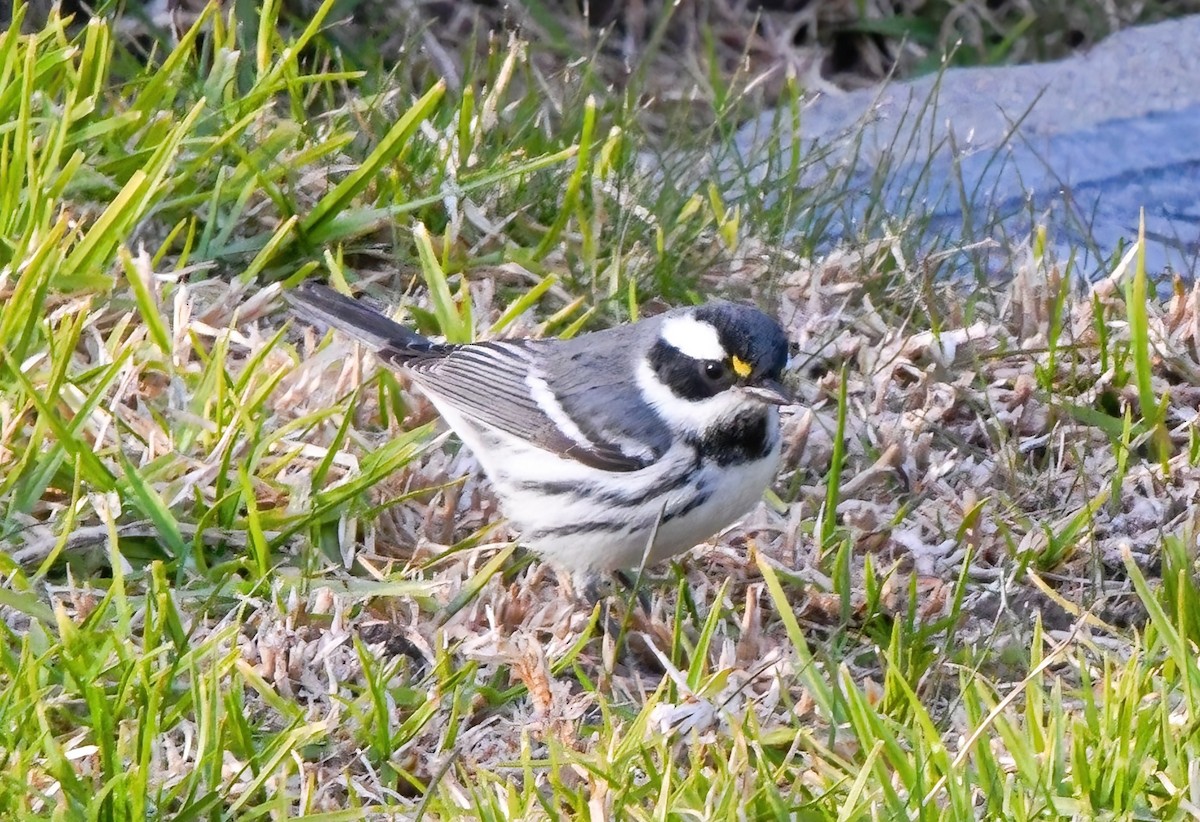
[{"x1": 731, "y1": 356, "x2": 752, "y2": 378}]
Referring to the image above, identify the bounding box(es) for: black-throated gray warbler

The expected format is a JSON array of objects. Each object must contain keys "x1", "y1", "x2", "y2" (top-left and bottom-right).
[{"x1": 290, "y1": 283, "x2": 791, "y2": 574}]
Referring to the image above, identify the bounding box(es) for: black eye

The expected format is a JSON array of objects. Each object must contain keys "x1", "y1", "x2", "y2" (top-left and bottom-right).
[{"x1": 703, "y1": 361, "x2": 724, "y2": 381}]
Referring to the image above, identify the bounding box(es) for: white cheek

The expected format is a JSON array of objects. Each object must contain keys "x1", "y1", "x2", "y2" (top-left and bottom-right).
[{"x1": 635, "y1": 360, "x2": 745, "y2": 435}]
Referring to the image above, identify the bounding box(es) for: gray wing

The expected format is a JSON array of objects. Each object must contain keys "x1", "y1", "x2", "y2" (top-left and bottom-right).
[
  {"x1": 290, "y1": 281, "x2": 673, "y2": 472},
  {"x1": 399, "y1": 333, "x2": 671, "y2": 473}
]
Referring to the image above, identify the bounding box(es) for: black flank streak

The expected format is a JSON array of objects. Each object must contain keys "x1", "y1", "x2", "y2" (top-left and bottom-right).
[
  {"x1": 530, "y1": 519, "x2": 633, "y2": 539},
  {"x1": 662, "y1": 487, "x2": 712, "y2": 523},
  {"x1": 531, "y1": 481, "x2": 716, "y2": 538},
  {"x1": 513, "y1": 451, "x2": 702, "y2": 503},
  {"x1": 692, "y1": 409, "x2": 772, "y2": 466}
]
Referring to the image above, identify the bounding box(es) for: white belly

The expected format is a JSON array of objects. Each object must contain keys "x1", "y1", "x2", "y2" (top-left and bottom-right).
[{"x1": 433, "y1": 398, "x2": 780, "y2": 572}]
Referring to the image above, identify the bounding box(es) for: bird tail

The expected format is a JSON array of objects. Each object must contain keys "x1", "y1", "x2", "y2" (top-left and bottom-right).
[{"x1": 287, "y1": 282, "x2": 432, "y2": 357}]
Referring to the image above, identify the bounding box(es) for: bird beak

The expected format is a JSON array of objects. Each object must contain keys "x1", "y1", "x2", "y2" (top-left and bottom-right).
[{"x1": 743, "y1": 378, "x2": 792, "y2": 406}]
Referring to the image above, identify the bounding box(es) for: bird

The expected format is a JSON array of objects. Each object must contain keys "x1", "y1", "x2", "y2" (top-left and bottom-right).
[{"x1": 288, "y1": 282, "x2": 791, "y2": 581}]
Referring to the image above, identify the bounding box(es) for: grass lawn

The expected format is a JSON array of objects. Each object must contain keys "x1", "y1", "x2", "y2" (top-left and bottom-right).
[{"x1": 3, "y1": 1, "x2": 1200, "y2": 818}]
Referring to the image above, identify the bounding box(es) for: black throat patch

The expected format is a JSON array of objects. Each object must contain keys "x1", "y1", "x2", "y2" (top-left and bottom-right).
[{"x1": 690, "y1": 409, "x2": 774, "y2": 466}]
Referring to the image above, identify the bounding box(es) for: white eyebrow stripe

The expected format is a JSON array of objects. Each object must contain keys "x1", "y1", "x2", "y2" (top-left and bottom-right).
[{"x1": 660, "y1": 315, "x2": 726, "y2": 361}]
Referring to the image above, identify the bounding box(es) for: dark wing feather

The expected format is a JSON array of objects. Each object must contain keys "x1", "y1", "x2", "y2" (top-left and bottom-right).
[{"x1": 288, "y1": 283, "x2": 432, "y2": 355}]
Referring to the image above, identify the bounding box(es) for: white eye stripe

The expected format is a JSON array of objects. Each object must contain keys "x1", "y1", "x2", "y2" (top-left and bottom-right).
[{"x1": 660, "y1": 315, "x2": 727, "y2": 361}]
